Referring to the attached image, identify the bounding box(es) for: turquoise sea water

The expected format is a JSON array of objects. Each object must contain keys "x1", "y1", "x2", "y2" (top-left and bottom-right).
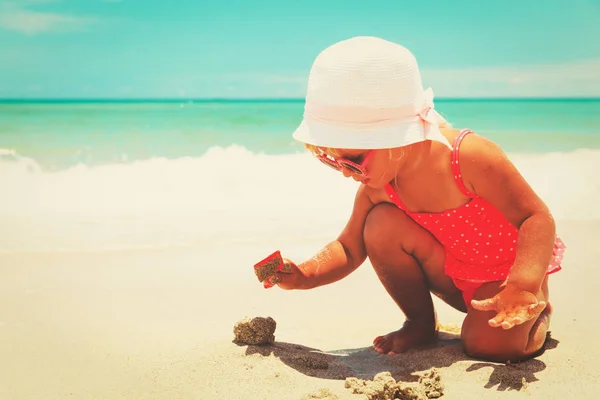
[
  {"x1": 1, "y1": 99, "x2": 599, "y2": 170},
  {"x1": 1, "y1": 98, "x2": 599, "y2": 252}
]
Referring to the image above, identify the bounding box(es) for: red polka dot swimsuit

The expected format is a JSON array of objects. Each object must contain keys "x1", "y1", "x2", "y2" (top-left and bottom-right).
[{"x1": 384, "y1": 129, "x2": 565, "y2": 305}]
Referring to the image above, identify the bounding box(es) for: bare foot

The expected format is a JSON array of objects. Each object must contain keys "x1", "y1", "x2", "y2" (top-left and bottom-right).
[{"x1": 372, "y1": 320, "x2": 437, "y2": 355}]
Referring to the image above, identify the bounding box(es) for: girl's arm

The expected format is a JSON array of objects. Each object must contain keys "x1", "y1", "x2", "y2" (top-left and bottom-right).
[
  {"x1": 460, "y1": 134, "x2": 556, "y2": 294},
  {"x1": 280, "y1": 184, "x2": 376, "y2": 290}
]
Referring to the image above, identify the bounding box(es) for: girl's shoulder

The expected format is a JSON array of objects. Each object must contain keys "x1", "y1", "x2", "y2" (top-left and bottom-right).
[
  {"x1": 440, "y1": 127, "x2": 503, "y2": 156},
  {"x1": 451, "y1": 131, "x2": 518, "y2": 197},
  {"x1": 454, "y1": 130, "x2": 504, "y2": 159}
]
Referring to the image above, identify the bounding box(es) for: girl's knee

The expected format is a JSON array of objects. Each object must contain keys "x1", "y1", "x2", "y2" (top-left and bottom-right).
[
  {"x1": 364, "y1": 203, "x2": 406, "y2": 257},
  {"x1": 462, "y1": 327, "x2": 538, "y2": 363}
]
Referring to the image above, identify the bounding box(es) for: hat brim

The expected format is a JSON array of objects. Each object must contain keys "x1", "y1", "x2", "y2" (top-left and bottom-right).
[{"x1": 292, "y1": 117, "x2": 451, "y2": 150}]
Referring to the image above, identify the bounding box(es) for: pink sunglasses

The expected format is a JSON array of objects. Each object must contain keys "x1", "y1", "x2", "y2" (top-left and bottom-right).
[{"x1": 316, "y1": 150, "x2": 374, "y2": 176}]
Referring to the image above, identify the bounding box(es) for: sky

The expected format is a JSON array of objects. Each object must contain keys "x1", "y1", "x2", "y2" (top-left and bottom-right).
[{"x1": 0, "y1": 0, "x2": 599, "y2": 99}]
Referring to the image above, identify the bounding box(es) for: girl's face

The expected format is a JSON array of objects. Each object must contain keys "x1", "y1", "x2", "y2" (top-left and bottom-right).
[{"x1": 316, "y1": 147, "x2": 403, "y2": 188}]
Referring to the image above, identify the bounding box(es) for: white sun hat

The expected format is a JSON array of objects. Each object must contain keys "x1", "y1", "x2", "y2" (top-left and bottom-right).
[{"x1": 293, "y1": 36, "x2": 451, "y2": 150}]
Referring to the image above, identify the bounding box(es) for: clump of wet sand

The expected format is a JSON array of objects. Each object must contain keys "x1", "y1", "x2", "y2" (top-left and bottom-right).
[
  {"x1": 345, "y1": 369, "x2": 444, "y2": 400},
  {"x1": 253, "y1": 251, "x2": 293, "y2": 283},
  {"x1": 233, "y1": 317, "x2": 334, "y2": 371},
  {"x1": 233, "y1": 317, "x2": 277, "y2": 345},
  {"x1": 254, "y1": 257, "x2": 282, "y2": 283}
]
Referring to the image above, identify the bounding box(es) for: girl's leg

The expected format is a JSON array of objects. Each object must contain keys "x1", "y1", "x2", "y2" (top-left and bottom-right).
[
  {"x1": 364, "y1": 203, "x2": 466, "y2": 355},
  {"x1": 461, "y1": 277, "x2": 551, "y2": 363}
]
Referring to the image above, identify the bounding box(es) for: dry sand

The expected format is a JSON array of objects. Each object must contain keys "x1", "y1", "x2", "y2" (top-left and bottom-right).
[{"x1": 0, "y1": 220, "x2": 598, "y2": 399}]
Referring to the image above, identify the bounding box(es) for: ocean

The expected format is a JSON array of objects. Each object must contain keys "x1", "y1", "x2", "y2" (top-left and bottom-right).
[{"x1": 1, "y1": 99, "x2": 599, "y2": 253}]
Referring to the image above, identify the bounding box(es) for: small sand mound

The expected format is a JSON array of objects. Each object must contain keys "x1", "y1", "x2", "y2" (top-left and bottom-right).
[
  {"x1": 345, "y1": 372, "x2": 399, "y2": 400},
  {"x1": 418, "y1": 369, "x2": 444, "y2": 399},
  {"x1": 300, "y1": 388, "x2": 339, "y2": 399},
  {"x1": 345, "y1": 369, "x2": 444, "y2": 400},
  {"x1": 233, "y1": 317, "x2": 277, "y2": 345}
]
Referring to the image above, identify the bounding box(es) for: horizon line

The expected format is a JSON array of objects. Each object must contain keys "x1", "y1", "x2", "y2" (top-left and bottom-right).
[{"x1": 1, "y1": 96, "x2": 599, "y2": 103}]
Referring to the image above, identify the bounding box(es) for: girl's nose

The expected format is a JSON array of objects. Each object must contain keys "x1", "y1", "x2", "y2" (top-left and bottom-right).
[{"x1": 341, "y1": 167, "x2": 353, "y2": 178}]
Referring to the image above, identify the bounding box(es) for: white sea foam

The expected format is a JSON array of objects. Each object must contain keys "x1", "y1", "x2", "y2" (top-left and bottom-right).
[{"x1": 0, "y1": 146, "x2": 598, "y2": 253}]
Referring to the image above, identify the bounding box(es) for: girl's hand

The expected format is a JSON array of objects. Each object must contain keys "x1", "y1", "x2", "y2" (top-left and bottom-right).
[
  {"x1": 471, "y1": 283, "x2": 546, "y2": 329},
  {"x1": 268, "y1": 259, "x2": 309, "y2": 290}
]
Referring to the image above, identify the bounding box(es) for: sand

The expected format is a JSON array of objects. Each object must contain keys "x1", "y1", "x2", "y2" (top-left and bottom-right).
[{"x1": 0, "y1": 220, "x2": 599, "y2": 400}]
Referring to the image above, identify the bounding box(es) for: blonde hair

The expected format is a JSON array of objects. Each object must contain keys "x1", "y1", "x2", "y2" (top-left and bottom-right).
[
  {"x1": 304, "y1": 143, "x2": 341, "y2": 158},
  {"x1": 304, "y1": 143, "x2": 402, "y2": 162}
]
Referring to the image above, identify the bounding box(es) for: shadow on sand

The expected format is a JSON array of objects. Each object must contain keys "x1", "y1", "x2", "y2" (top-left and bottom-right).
[
  {"x1": 465, "y1": 333, "x2": 560, "y2": 391},
  {"x1": 236, "y1": 330, "x2": 560, "y2": 392}
]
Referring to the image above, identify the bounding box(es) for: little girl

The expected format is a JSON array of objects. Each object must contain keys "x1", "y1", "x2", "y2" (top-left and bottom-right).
[{"x1": 270, "y1": 36, "x2": 565, "y2": 363}]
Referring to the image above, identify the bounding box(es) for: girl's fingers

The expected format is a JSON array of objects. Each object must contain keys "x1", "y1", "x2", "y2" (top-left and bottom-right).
[
  {"x1": 489, "y1": 311, "x2": 507, "y2": 328},
  {"x1": 471, "y1": 296, "x2": 498, "y2": 311}
]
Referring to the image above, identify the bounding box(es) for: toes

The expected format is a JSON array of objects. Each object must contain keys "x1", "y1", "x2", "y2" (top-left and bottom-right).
[{"x1": 373, "y1": 336, "x2": 389, "y2": 353}]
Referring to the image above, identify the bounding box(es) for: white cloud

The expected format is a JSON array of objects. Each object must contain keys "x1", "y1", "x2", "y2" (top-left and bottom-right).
[
  {"x1": 0, "y1": 1, "x2": 96, "y2": 34},
  {"x1": 422, "y1": 59, "x2": 600, "y2": 98}
]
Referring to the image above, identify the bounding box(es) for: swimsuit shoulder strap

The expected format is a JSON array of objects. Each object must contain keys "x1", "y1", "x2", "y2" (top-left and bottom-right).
[{"x1": 451, "y1": 129, "x2": 477, "y2": 198}]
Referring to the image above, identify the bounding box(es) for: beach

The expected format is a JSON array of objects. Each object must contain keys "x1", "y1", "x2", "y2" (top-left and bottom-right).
[
  {"x1": 1, "y1": 0, "x2": 599, "y2": 395},
  {"x1": 1, "y1": 100, "x2": 599, "y2": 399},
  {"x1": 0, "y1": 220, "x2": 598, "y2": 399}
]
